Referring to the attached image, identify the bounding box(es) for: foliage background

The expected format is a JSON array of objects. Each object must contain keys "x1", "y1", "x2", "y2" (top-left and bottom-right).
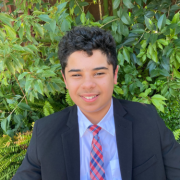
[{"x1": 0, "y1": 0, "x2": 180, "y2": 179}]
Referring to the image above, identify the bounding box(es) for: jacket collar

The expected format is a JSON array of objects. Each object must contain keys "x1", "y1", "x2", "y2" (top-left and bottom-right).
[
  {"x1": 113, "y1": 97, "x2": 133, "y2": 180},
  {"x1": 62, "y1": 97, "x2": 132, "y2": 180}
]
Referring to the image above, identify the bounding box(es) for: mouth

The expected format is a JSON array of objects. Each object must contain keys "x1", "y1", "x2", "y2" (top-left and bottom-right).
[
  {"x1": 80, "y1": 94, "x2": 99, "y2": 102},
  {"x1": 81, "y1": 95, "x2": 99, "y2": 99}
]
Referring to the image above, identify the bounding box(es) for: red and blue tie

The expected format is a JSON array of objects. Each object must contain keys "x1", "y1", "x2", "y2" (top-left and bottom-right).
[{"x1": 88, "y1": 125, "x2": 106, "y2": 180}]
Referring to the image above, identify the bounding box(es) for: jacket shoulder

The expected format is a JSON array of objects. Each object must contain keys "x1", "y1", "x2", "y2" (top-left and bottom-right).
[
  {"x1": 118, "y1": 99, "x2": 152, "y2": 111},
  {"x1": 35, "y1": 105, "x2": 75, "y2": 131},
  {"x1": 117, "y1": 99, "x2": 157, "y2": 121}
]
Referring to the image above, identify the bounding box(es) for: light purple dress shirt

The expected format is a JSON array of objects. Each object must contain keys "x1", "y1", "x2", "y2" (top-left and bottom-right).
[{"x1": 77, "y1": 98, "x2": 122, "y2": 180}]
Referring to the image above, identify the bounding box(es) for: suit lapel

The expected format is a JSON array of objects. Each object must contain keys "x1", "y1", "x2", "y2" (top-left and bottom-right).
[
  {"x1": 61, "y1": 98, "x2": 133, "y2": 180},
  {"x1": 61, "y1": 105, "x2": 80, "y2": 180},
  {"x1": 113, "y1": 97, "x2": 133, "y2": 180}
]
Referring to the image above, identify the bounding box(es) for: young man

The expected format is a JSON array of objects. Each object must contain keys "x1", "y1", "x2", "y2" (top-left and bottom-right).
[{"x1": 13, "y1": 26, "x2": 180, "y2": 180}]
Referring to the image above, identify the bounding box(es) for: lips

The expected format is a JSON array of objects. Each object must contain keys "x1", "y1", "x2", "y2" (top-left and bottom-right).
[
  {"x1": 80, "y1": 94, "x2": 99, "y2": 102},
  {"x1": 82, "y1": 95, "x2": 98, "y2": 99}
]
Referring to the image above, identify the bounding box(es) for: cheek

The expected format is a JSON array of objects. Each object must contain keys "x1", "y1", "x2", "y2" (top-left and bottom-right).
[
  {"x1": 97, "y1": 77, "x2": 114, "y2": 90},
  {"x1": 67, "y1": 80, "x2": 80, "y2": 92}
]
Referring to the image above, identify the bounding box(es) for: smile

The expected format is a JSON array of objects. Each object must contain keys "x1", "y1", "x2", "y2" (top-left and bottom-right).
[
  {"x1": 81, "y1": 95, "x2": 99, "y2": 102},
  {"x1": 83, "y1": 95, "x2": 98, "y2": 99}
]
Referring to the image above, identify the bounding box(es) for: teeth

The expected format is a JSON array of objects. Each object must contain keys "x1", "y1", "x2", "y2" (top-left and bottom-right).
[{"x1": 84, "y1": 95, "x2": 97, "y2": 99}]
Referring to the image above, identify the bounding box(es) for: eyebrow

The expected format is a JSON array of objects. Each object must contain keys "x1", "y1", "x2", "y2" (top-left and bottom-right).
[{"x1": 68, "y1": 66, "x2": 108, "y2": 72}]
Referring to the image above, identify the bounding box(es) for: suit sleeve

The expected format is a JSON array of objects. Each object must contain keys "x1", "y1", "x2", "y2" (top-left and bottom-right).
[
  {"x1": 12, "y1": 120, "x2": 41, "y2": 180},
  {"x1": 151, "y1": 105, "x2": 180, "y2": 180}
]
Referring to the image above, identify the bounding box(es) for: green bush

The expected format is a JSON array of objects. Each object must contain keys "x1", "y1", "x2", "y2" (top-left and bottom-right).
[
  {"x1": 0, "y1": 0, "x2": 180, "y2": 138},
  {"x1": 0, "y1": 127, "x2": 32, "y2": 180},
  {"x1": 0, "y1": 0, "x2": 180, "y2": 179}
]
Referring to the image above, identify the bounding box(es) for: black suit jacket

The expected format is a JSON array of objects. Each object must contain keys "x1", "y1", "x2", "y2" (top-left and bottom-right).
[{"x1": 13, "y1": 97, "x2": 180, "y2": 180}]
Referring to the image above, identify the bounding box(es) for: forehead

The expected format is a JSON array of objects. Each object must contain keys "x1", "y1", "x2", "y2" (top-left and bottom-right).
[{"x1": 66, "y1": 50, "x2": 109, "y2": 69}]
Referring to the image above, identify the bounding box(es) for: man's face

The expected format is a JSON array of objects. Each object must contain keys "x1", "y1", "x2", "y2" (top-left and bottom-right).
[{"x1": 62, "y1": 49, "x2": 118, "y2": 119}]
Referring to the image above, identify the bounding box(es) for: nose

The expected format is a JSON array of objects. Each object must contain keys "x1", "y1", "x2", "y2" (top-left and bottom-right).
[{"x1": 81, "y1": 77, "x2": 96, "y2": 90}]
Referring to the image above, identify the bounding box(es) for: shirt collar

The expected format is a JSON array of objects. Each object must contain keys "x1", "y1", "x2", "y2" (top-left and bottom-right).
[{"x1": 77, "y1": 98, "x2": 115, "y2": 137}]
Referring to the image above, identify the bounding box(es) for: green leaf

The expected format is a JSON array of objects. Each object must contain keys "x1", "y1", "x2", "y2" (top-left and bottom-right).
[
  {"x1": 121, "y1": 12, "x2": 131, "y2": 25},
  {"x1": 122, "y1": 25, "x2": 129, "y2": 37},
  {"x1": 79, "y1": 2, "x2": 89, "y2": 6},
  {"x1": 151, "y1": 99, "x2": 164, "y2": 112},
  {"x1": 56, "y1": 2, "x2": 68, "y2": 14},
  {"x1": 117, "y1": 7, "x2": 123, "y2": 18},
  {"x1": 144, "y1": 16, "x2": 154, "y2": 30},
  {"x1": 102, "y1": 16, "x2": 116, "y2": 24},
  {"x1": 150, "y1": 33, "x2": 158, "y2": 45},
  {"x1": 18, "y1": 72, "x2": 28, "y2": 80},
  {"x1": 12, "y1": 44, "x2": 24, "y2": 51},
  {"x1": 38, "y1": 14, "x2": 52, "y2": 22},
  {"x1": 113, "y1": 84, "x2": 124, "y2": 95},
  {"x1": 170, "y1": 5, "x2": 180, "y2": 12},
  {"x1": 113, "y1": 0, "x2": 120, "y2": 9},
  {"x1": 18, "y1": 103, "x2": 31, "y2": 111},
  {"x1": 50, "y1": 19, "x2": 56, "y2": 33},
  {"x1": 4, "y1": 25, "x2": 16, "y2": 39},
  {"x1": 169, "y1": 88, "x2": 178, "y2": 97},
  {"x1": 0, "y1": 29, "x2": 6, "y2": 40},
  {"x1": 23, "y1": 47, "x2": 34, "y2": 54},
  {"x1": 117, "y1": 20, "x2": 123, "y2": 34},
  {"x1": 61, "y1": 19, "x2": 71, "y2": 32},
  {"x1": 166, "y1": 48, "x2": 174, "y2": 58},
  {"x1": 176, "y1": 54, "x2": 180, "y2": 63},
  {"x1": 161, "y1": 84, "x2": 168, "y2": 95},
  {"x1": 150, "y1": 69, "x2": 160, "y2": 77},
  {"x1": 0, "y1": 13, "x2": 14, "y2": 27},
  {"x1": 151, "y1": 50, "x2": 158, "y2": 63},
  {"x1": 131, "y1": 29, "x2": 145, "y2": 34},
  {"x1": 27, "y1": 45, "x2": 39, "y2": 52},
  {"x1": 135, "y1": 0, "x2": 142, "y2": 6},
  {"x1": 34, "y1": 23, "x2": 44, "y2": 37},
  {"x1": 125, "y1": 74, "x2": 132, "y2": 84},
  {"x1": 25, "y1": 80, "x2": 32, "y2": 92},
  {"x1": 123, "y1": 0, "x2": 134, "y2": 8},
  {"x1": 80, "y1": 12, "x2": 86, "y2": 24},
  {"x1": 137, "y1": 51, "x2": 145, "y2": 58},
  {"x1": 25, "y1": 24, "x2": 32, "y2": 41},
  {"x1": 146, "y1": 77, "x2": 152, "y2": 81},
  {"x1": 172, "y1": 12, "x2": 179, "y2": 24},
  {"x1": 5, "y1": 60, "x2": 15, "y2": 74},
  {"x1": 123, "y1": 47, "x2": 130, "y2": 63},
  {"x1": 157, "y1": 14, "x2": 166, "y2": 30},
  {"x1": 157, "y1": 39, "x2": 168, "y2": 46},
  {"x1": 124, "y1": 65, "x2": 134, "y2": 73},
  {"x1": 1, "y1": 118, "x2": 7, "y2": 132},
  {"x1": 129, "y1": 83, "x2": 136, "y2": 94},
  {"x1": 159, "y1": 69, "x2": 169, "y2": 77},
  {"x1": 139, "y1": 88, "x2": 151, "y2": 97},
  {"x1": 175, "y1": 26, "x2": 180, "y2": 35},
  {"x1": 34, "y1": 79, "x2": 44, "y2": 95},
  {"x1": 152, "y1": 94, "x2": 167, "y2": 101},
  {"x1": 18, "y1": 26, "x2": 24, "y2": 40},
  {"x1": 173, "y1": 68, "x2": 180, "y2": 79},
  {"x1": 112, "y1": 22, "x2": 118, "y2": 33},
  {"x1": 41, "y1": 70, "x2": 56, "y2": 77},
  {"x1": 115, "y1": 33, "x2": 122, "y2": 43},
  {"x1": 157, "y1": 42, "x2": 163, "y2": 49},
  {"x1": 118, "y1": 52, "x2": 124, "y2": 66}
]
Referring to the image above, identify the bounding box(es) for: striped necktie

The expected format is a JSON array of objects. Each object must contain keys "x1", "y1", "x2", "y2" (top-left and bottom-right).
[{"x1": 88, "y1": 125, "x2": 105, "y2": 180}]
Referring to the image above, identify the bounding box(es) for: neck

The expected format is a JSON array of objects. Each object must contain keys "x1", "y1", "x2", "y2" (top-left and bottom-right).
[{"x1": 79, "y1": 99, "x2": 112, "y2": 124}]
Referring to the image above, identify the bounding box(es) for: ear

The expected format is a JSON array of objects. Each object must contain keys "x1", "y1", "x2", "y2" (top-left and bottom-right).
[
  {"x1": 113, "y1": 65, "x2": 119, "y2": 85},
  {"x1": 61, "y1": 70, "x2": 68, "y2": 89}
]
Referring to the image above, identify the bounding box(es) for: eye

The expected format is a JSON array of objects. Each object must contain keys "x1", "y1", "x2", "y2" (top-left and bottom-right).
[
  {"x1": 72, "y1": 74, "x2": 81, "y2": 77},
  {"x1": 95, "y1": 72, "x2": 104, "y2": 76}
]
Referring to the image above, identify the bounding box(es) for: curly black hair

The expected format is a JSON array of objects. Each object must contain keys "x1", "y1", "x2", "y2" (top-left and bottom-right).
[{"x1": 58, "y1": 26, "x2": 117, "y2": 76}]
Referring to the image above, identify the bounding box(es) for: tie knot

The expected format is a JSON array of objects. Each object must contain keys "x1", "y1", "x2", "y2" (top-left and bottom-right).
[{"x1": 88, "y1": 125, "x2": 101, "y2": 136}]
